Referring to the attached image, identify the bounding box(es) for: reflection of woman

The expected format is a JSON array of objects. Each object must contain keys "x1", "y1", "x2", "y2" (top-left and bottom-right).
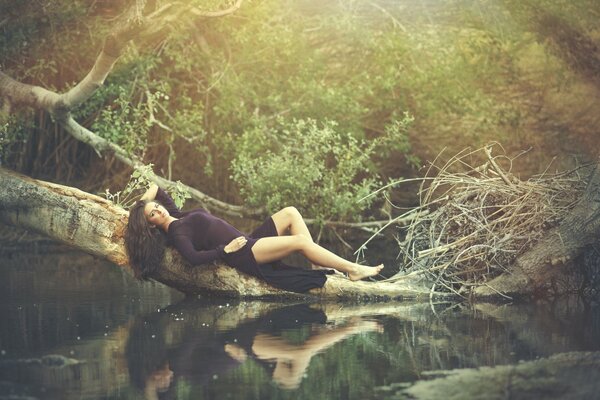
[
  {"x1": 125, "y1": 184, "x2": 383, "y2": 292},
  {"x1": 125, "y1": 303, "x2": 383, "y2": 397},
  {"x1": 125, "y1": 303, "x2": 242, "y2": 400},
  {"x1": 222, "y1": 305, "x2": 383, "y2": 389},
  {"x1": 125, "y1": 314, "x2": 174, "y2": 400}
]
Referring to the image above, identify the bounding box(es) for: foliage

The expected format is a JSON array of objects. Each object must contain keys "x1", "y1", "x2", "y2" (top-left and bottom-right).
[
  {"x1": 231, "y1": 111, "x2": 414, "y2": 221},
  {"x1": 92, "y1": 87, "x2": 153, "y2": 155},
  {"x1": 231, "y1": 118, "x2": 376, "y2": 222},
  {"x1": 104, "y1": 164, "x2": 190, "y2": 209},
  {"x1": 104, "y1": 164, "x2": 154, "y2": 208},
  {"x1": 169, "y1": 179, "x2": 193, "y2": 209},
  {"x1": 380, "y1": 113, "x2": 419, "y2": 167},
  {"x1": 0, "y1": 114, "x2": 32, "y2": 166}
]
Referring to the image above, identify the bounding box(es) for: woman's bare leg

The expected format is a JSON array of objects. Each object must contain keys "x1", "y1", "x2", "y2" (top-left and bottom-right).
[
  {"x1": 271, "y1": 207, "x2": 312, "y2": 237},
  {"x1": 271, "y1": 207, "x2": 325, "y2": 270},
  {"x1": 251, "y1": 235, "x2": 383, "y2": 281}
]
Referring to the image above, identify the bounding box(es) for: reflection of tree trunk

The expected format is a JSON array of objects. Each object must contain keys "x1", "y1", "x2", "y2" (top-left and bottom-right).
[
  {"x1": 473, "y1": 302, "x2": 593, "y2": 356},
  {"x1": 392, "y1": 352, "x2": 600, "y2": 400},
  {"x1": 475, "y1": 166, "x2": 600, "y2": 297},
  {"x1": 0, "y1": 168, "x2": 432, "y2": 299}
]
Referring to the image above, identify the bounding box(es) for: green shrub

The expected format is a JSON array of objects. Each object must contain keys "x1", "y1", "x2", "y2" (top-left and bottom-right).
[{"x1": 231, "y1": 117, "x2": 411, "y2": 223}]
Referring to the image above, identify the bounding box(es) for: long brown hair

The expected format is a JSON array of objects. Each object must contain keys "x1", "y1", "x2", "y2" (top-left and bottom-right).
[{"x1": 124, "y1": 200, "x2": 167, "y2": 280}]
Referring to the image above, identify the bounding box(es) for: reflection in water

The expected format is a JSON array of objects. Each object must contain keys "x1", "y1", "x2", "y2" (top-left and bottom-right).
[
  {"x1": 0, "y1": 285, "x2": 599, "y2": 399},
  {"x1": 125, "y1": 302, "x2": 383, "y2": 399},
  {"x1": 118, "y1": 299, "x2": 600, "y2": 400},
  {"x1": 0, "y1": 248, "x2": 181, "y2": 400},
  {"x1": 1, "y1": 251, "x2": 600, "y2": 399},
  {"x1": 0, "y1": 249, "x2": 182, "y2": 358}
]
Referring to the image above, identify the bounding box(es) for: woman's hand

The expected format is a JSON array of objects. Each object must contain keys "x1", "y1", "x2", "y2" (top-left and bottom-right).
[{"x1": 224, "y1": 236, "x2": 248, "y2": 253}]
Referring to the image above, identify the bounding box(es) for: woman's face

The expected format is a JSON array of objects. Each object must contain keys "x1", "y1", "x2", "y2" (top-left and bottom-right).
[
  {"x1": 146, "y1": 363, "x2": 174, "y2": 394},
  {"x1": 144, "y1": 201, "x2": 170, "y2": 227}
]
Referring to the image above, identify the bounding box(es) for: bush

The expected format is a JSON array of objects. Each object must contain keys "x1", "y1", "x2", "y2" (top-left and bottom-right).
[{"x1": 231, "y1": 117, "x2": 395, "y2": 223}]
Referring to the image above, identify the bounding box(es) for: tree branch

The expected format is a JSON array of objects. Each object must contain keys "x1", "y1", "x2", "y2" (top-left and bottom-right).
[
  {"x1": 0, "y1": 1, "x2": 261, "y2": 217},
  {"x1": 61, "y1": 116, "x2": 259, "y2": 217},
  {"x1": 61, "y1": 52, "x2": 120, "y2": 109},
  {"x1": 0, "y1": 70, "x2": 60, "y2": 111}
]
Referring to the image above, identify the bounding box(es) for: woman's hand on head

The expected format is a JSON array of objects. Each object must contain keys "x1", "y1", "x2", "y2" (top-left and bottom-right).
[
  {"x1": 140, "y1": 183, "x2": 159, "y2": 202},
  {"x1": 224, "y1": 236, "x2": 248, "y2": 253}
]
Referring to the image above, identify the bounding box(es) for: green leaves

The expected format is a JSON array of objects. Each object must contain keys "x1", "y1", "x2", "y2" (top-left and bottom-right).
[
  {"x1": 106, "y1": 164, "x2": 155, "y2": 208},
  {"x1": 170, "y1": 180, "x2": 192, "y2": 209},
  {"x1": 91, "y1": 85, "x2": 171, "y2": 156},
  {"x1": 231, "y1": 118, "x2": 380, "y2": 223},
  {"x1": 106, "y1": 164, "x2": 191, "y2": 209},
  {"x1": 0, "y1": 114, "x2": 32, "y2": 163},
  {"x1": 10, "y1": 0, "x2": 592, "y2": 227}
]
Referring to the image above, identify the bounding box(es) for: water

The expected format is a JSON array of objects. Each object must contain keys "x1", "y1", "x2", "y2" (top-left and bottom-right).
[{"x1": 1, "y1": 248, "x2": 599, "y2": 400}]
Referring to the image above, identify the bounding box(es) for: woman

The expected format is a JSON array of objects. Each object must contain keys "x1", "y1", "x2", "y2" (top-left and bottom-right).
[{"x1": 124, "y1": 184, "x2": 383, "y2": 293}]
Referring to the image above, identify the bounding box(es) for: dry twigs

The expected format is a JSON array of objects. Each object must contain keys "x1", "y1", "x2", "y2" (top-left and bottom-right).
[{"x1": 384, "y1": 145, "x2": 588, "y2": 297}]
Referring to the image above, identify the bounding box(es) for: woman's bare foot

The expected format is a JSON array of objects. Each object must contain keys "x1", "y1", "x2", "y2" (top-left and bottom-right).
[
  {"x1": 348, "y1": 264, "x2": 384, "y2": 281},
  {"x1": 349, "y1": 318, "x2": 385, "y2": 333},
  {"x1": 224, "y1": 343, "x2": 248, "y2": 363}
]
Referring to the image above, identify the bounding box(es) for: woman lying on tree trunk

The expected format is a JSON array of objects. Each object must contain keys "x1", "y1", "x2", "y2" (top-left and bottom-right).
[{"x1": 124, "y1": 184, "x2": 383, "y2": 293}]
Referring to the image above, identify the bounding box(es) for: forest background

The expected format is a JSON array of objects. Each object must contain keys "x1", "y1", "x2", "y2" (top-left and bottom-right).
[{"x1": 1, "y1": 0, "x2": 599, "y2": 262}]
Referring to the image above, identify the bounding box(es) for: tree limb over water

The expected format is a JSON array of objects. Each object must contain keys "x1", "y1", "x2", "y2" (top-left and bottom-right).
[{"x1": 0, "y1": 168, "x2": 433, "y2": 299}]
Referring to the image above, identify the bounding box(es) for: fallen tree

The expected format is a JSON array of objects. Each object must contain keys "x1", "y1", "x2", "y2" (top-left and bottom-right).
[{"x1": 0, "y1": 167, "x2": 432, "y2": 299}]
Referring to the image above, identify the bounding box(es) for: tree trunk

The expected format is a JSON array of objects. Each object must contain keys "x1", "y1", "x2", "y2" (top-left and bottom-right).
[
  {"x1": 0, "y1": 168, "x2": 432, "y2": 300},
  {"x1": 475, "y1": 166, "x2": 600, "y2": 298}
]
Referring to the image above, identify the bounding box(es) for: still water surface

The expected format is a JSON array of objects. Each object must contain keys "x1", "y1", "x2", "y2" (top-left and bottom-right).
[{"x1": 1, "y1": 249, "x2": 599, "y2": 399}]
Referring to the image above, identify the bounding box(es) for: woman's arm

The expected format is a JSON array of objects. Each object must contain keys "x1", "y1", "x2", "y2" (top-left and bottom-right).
[
  {"x1": 171, "y1": 234, "x2": 226, "y2": 265},
  {"x1": 172, "y1": 235, "x2": 247, "y2": 265},
  {"x1": 155, "y1": 187, "x2": 181, "y2": 216},
  {"x1": 140, "y1": 183, "x2": 159, "y2": 202},
  {"x1": 141, "y1": 183, "x2": 181, "y2": 216}
]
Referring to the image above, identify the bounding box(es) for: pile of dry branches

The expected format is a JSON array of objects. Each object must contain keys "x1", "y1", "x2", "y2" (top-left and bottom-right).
[{"x1": 384, "y1": 145, "x2": 588, "y2": 296}]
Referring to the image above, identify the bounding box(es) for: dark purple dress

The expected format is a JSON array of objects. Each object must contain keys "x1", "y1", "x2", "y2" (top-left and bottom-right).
[{"x1": 156, "y1": 188, "x2": 331, "y2": 293}]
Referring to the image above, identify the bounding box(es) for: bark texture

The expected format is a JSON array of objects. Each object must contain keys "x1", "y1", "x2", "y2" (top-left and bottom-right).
[
  {"x1": 0, "y1": 168, "x2": 432, "y2": 300},
  {"x1": 475, "y1": 166, "x2": 600, "y2": 298}
]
